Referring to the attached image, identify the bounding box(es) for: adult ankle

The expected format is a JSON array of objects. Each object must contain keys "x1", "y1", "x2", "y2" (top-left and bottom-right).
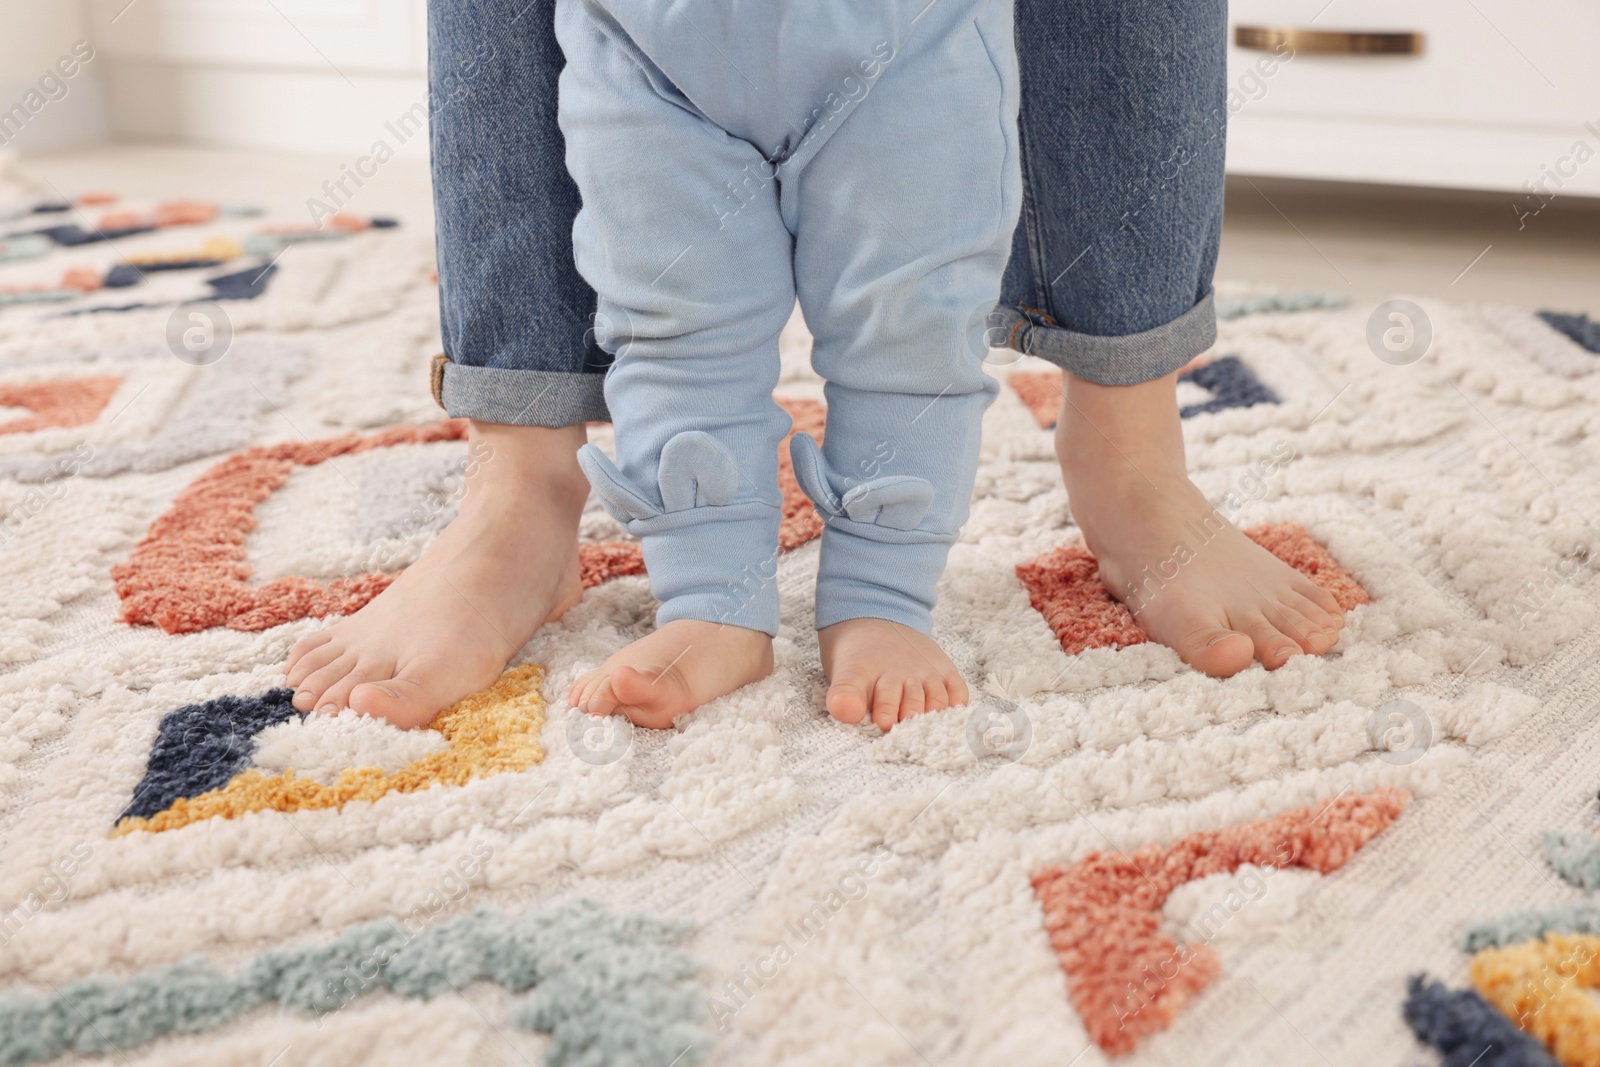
[
  {"x1": 466, "y1": 421, "x2": 591, "y2": 504},
  {"x1": 1055, "y1": 371, "x2": 1188, "y2": 483}
]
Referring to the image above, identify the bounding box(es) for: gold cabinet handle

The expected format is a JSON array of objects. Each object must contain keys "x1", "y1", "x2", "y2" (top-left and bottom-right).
[{"x1": 1234, "y1": 26, "x2": 1424, "y2": 55}]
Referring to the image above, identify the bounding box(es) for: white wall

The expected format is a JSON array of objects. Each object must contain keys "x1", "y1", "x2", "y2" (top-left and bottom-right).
[
  {"x1": 9, "y1": 0, "x2": 1598, "y2": 201},
  {"x1": 0, "y1": 0, "x2": 110, "y2": 153},
  {"x1": 84, "y1": 0, "x2": 430, "y2": 159}
]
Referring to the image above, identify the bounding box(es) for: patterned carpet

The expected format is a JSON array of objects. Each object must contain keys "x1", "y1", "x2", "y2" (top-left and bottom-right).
[{"x1": 4, "y1": 180, "x2": 1600, "y2": 1067}]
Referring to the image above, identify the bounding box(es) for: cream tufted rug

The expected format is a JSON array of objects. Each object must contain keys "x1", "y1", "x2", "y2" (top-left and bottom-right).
[{"x1": 3, "y1": 182, "x2": 1600, "y2": 1067}]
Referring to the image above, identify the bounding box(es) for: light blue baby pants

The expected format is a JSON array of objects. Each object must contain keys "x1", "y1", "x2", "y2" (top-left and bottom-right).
[{"x1": 556, "y1": 0, "x2": 1021, "y2": 637}]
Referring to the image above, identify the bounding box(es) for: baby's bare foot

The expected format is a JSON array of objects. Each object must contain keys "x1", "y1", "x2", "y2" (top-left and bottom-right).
[
  {"x1": 283, "y1": 422, "x2": 588, "y2": 729},
  {"x1": 568, "y1": 619, "x2": 774, "y2": 729},
  {"x1": 1056, "y1": 370, "x2": 1344, "y2": 677},
  {"x1": 818, "y1": 617, "x2": 969, "y2": 732}
]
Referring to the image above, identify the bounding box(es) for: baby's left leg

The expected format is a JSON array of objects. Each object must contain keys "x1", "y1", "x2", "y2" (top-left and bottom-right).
[
  {"x1": 786, "y1": 0, "x2": 1023, "y2": 731},
  {"x1": 554, "y1": 1, "x2": 796, "y2": 728}
]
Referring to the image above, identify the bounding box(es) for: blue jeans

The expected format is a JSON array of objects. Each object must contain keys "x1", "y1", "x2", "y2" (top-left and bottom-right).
[{"x1": 428, "y1": 0, "x2": 1225, "y2": 426}]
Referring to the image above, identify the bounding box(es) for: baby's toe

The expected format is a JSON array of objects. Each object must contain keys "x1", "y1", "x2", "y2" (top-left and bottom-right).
[
  {"x1": 899, "y1": 682, "x2": 927, "y2": 721},
  {"x1": 569, "y1": 670, "x2": 607, "y2": 714},
  {"x1": 825, "y1": 671, "x2": 872, "y2": 726},
  {"x1": 583, "y1": 674, "x2": 623, "y2": 718},
  {"x1": 870, "y1": 679, "x2": 903, "y2": 733},
  {"x1": 943, "y1": 672, "x2": 970, "y2": 708},
  {"x1": 610, "y1": 665, "x2": 692, "y2": 729}
]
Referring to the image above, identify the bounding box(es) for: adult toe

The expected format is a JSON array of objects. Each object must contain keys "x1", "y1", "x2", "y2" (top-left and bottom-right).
[
  {"x1": 285, "y1": 630, "x2": 333, "y2": 676},
  {"x1": 349, "y1": 672, "x2": 447, "y2": 730},
  {"x1": 1261, "y1": 602, "x2": 1325, "y2": 653},
  {"x1": 1294, "y1": 579, "x2": 1342, "y2": 618},
  {"x1": 1239, "y1": 615, "x2": 1301, "y2": 670},
  {"x1": 317, "y1": 661, "x2": 394, "y2": 717},
  {"x1": 293, "y1": 653, "x2": 356, "y2": 711},
  {"x1": 1174, "y1": 624, "x2": 1255, "y2": 677},
  {"x1": 286, "y1": 640, "x2": 344, "y2": 689}
]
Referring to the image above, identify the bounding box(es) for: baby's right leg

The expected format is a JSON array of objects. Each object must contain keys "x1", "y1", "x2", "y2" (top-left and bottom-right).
[
  {"x1": 785, "y1": 0, "x2": 1022, "y2": 730},
  {"x1": 554, "y1": 0, "x2": 797, "y2": 727}
]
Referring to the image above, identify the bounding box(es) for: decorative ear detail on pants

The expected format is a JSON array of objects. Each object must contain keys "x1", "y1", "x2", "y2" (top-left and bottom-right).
[
  {"x1": 788, "y1": 433, "x2": 935, "y2": 532},
  {"x1": 658, "y1": 431, "x2": 739, "y2": 511},
  {"x1": 577, "y1": 445, "x2": 661, "y2": 523},
  {"x1": 578, "y1": 431, "x2": 743, "y2": 526},
  {"x1": 839, "y1": 477, "x2": 935, "y2": 531},
  {"x1": 788, "y1": 432, "x2": 842, "y2": 514}
]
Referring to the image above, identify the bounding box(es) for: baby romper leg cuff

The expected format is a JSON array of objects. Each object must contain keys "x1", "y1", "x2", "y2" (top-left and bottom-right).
[
  {"x1": 579, "y1": 436, "x2": 782, "y2": 635},
  {"x1": 991, "y1": 289, "x2": 1217, "y2": 386},
  {"x1": 813, "y1": 525, "x2": 952, "y2": 635},
  {"x1": 641, "y1": 508, "x2": 783, "y2": 635}
]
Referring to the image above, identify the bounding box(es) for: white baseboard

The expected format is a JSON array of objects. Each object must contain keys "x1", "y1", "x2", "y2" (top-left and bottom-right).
[
  {"x1": 1228, "y1": 112, "x2": 1600, "y2": 200},
  {"x1": 99, "y1": 59, "x2": 429, "y2": 159}
]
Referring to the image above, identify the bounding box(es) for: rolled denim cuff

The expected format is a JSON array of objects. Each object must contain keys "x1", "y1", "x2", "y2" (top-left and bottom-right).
[
  {"x1": 995, "y1": 290, "x2": 1217, "y2": 386},
  {"x1": 434, "y1": 357, "x2": 611, "y2": 427}
]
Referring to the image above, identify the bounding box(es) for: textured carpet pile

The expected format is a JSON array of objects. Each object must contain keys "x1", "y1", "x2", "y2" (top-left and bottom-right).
[{"x1": 3, "y1": 183, "x2": 1600, "y2": 1066}]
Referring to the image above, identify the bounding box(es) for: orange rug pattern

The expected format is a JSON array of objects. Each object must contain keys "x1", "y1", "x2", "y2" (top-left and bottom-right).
[
  {"x1": 0, "y1": 376, "x2": 122, "y2": 436},
  {"x1": 1016, "y1": 522, "x2": 1372, "y2": 656},
  {"x1": 113, "y1": 420, "x2": 468, "y2": 634},
  {"x1": 1031, "y1": 787, "x2": 1409, "y2": 1055},
  {"x1": 1008, "y1": 371, "x2": 1064, "y2": 430},
  {"x1": 115, "y1": 398, "x2": 830, "y2": 632}
]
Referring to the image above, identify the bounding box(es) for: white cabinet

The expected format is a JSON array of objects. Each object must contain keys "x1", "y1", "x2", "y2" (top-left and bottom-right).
[{"x1": 1225, "y1": 1, "x2": 1600, "y2": 196}]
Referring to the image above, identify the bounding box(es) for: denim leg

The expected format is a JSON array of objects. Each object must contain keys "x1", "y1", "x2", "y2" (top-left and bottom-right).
[
  {"x1": 427, "y1": 0, "x2": 609, "y2": 426},
  {"x1": 996, "y1": 0, "x2": 1227, "y2": 385}
]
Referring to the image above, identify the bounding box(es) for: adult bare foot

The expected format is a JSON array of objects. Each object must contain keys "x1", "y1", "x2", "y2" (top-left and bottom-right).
[
  {"x1": 283, "y1": 422, "x2": 589, "y2": 729},
  {"x1": 568, "y1": 619, "x2": 774, "y2": 729},
  {"x1": 1056, "y1": 370, "x2": 1345, "y2": 678},
  {"x1": 819, "y1": 617, "x2": 970, "y2": 733}
]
